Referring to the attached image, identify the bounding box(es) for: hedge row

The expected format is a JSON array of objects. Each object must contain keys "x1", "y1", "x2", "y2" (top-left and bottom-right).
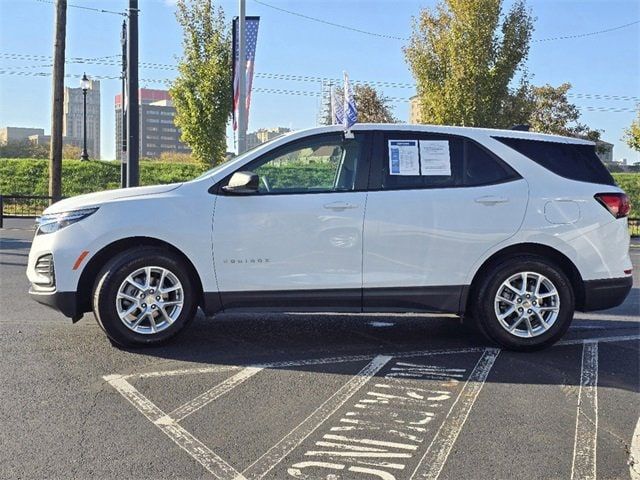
[
  {"x1": 0, "y1": 159, "x2": 207, "y2": 198},
  {"x1": 1, "y1": 158, "x2": 638, "y2": 218}
]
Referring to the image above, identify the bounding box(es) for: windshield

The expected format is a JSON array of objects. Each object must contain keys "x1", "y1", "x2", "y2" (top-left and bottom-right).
[{"x1": 193, "y1": 132, "x2": 291, "y2": 181}]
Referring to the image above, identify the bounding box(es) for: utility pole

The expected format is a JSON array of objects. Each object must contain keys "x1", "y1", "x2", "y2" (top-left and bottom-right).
[
  {"x1": 49, "y1": 0, "x2": 66, "y2": 202},
  {"x1": 126, "y1": 0, "x2": 139, "y2": 187},
  {"x1": 237, "y1": 0, "x2": 247, "y2": 154},
  {"x1": 120, "y1": 19, "x2": 127, "y2": 188}
]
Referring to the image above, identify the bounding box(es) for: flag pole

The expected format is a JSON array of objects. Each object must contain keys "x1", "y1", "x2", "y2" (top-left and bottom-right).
[{"x1": 237, "y1": 0, "x2": 247, "y2": 154}]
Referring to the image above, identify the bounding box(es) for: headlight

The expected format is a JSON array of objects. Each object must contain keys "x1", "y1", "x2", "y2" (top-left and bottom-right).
[{"x1": 36, "y1": 207, "x2": 99, "y2": 235}]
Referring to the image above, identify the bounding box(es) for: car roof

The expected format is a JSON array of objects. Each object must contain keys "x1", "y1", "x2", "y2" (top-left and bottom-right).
[{"x1": 286, "y1": 124, "x2": 594, "y2": 146}]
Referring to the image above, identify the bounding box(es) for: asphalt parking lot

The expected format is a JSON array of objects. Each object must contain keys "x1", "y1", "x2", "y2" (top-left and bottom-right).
[{"x1": 1, "y1": 218, "x2": 639, "y2": 480}]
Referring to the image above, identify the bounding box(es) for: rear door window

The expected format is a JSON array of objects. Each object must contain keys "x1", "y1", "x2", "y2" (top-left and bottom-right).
[
  {"x1": 371, "y1": 132, "x2": 520, "y2": 190},
  {"x1": 464, "y1": 141, "x2": 520, "y2": 186},
  {"x1": 380, "y1": 133, "x2": 464, "y2": 190},
  {"x1": 493, "y1": 136, "x2": 616, "y2": 186}
]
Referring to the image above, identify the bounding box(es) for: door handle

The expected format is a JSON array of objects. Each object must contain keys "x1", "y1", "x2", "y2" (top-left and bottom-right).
[
  {"x1": 474, "y1": 195, "x2": 509, "y2": 205},
  {"x1": 323, "y1": 201, "x2": 359, "y2": 211}
]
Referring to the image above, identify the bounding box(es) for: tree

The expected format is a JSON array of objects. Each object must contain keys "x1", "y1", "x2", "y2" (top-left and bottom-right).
[
  {"x1": 528, "y1": 82, "x2": 602, "y2": 144},
  {"x1": 405, "y1": 0, "x2": 534, "y2": 128},
  {"x1": 322, "y1": 84, "x2": 397, "y2": 124},
  {"x1": 351, "y1": 85, "x2": 397, "y2": 123},
  {"x1": 624, "y1": 109, "x2": 640, "y2": 152},
  {"x1": 170, "y1": 0, "x2": 232, "y2": 166}
]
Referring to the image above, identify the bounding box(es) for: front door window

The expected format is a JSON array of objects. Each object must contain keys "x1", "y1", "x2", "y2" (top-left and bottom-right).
[{"x1": 248, "y1": 134, "x2": 361, "y2": 194}]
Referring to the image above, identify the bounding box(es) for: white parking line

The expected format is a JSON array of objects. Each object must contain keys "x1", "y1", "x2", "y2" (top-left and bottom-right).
[
  {"x1": 631, "y1": 416, "x2": 640, "y2": 480},
  {"x1": 241, "y1": 355, "x2": 392, "y2": 480},
  {"x1": 410, "y1": 348, "x2": 500, "y2": 480},
  {"x1": 103, "y1": 374, "x2": 247, "y2": 480},
  {"x1": 130, "y1": 365, "x2": 239, "y2": 379},
  {"x1": 558, "y1": 334, "x2": 639, "y2": 346},
  {"x1": 169, "y1": 367, "x2": 262, "y2": 422},
  {"x1": 571, "y1": 341, "x2": 599, "y2": 480}
]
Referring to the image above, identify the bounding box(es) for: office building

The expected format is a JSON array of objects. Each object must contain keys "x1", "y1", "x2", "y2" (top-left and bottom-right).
[{"x1": 115, "y1": 89, "x2": 191, "y2": 160}]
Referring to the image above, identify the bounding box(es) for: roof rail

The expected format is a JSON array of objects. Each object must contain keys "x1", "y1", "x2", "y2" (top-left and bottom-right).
[{"x1": 511, "y1": 124, "x2": 531, "y2": 131}]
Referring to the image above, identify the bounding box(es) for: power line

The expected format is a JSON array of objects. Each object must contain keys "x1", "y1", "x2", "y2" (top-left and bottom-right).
[
  {"x1": 33, "y1": 0, "x2": 126, "y2": 16},
  {"x1": 252, "y1": 0, "x2": 407, "y2": 41},
  {"x1": 252, "y1": 0, "x2": 639, "y2": 45},
  {"x1": 2, "y1": 53, "x2": 638, "y2": 104},
  {"x1": 532, "y1": 19, "x2": 640, "y2": 42},
  {"x1": 0, "y1": 69, "x2": 636, "y2": 113}
]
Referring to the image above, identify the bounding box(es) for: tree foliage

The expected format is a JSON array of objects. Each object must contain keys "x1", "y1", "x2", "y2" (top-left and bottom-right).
[
  {"x1": 528, "y1": 83, "x2": 600, "y2": 142},
  {"x1": 170, "y1": 0, "x2": 232, "y2": 167},
  {"x1": 351, "y1": 85, "x2": 397, "y2": 123},
  {"x1": 624, "y1": 109, "x2": 640, "y2": 152},
  {"x1": 323, "y1": 84, "x2": 397, "y2": 124},
  {"x1": 405, "y1": 0, "x2": 534, "y2": 128}
]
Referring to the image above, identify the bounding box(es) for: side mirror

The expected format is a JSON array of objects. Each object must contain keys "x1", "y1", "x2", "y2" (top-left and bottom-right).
[{"x1": 222, "y1": 171, "x2": 259, "y2": 194}]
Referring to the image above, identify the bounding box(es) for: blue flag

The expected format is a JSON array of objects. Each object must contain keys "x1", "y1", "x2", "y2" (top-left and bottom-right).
[{"x1": 343, "y1": 72, "x2": 357, "y2": 129}]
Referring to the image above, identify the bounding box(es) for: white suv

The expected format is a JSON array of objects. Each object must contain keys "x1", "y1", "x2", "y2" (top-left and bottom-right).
[{"x1": 27, "y1": 125, "x2": 633, "y2": 350}]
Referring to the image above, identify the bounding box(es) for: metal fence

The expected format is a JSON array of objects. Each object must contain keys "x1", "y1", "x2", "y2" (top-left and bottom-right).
[{"x1": 0, "y1": 195, "x2": 55, "y2": 228}]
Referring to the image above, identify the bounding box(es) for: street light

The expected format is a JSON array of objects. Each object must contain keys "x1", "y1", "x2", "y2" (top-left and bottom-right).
[{"x1": 80, "y1": 73, "x2": 90, "y2": 161}]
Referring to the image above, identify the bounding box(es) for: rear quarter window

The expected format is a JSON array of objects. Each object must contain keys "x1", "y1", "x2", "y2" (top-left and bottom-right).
[{"x1": 494, "y1": 136, "x2": 616, "y2": 186}]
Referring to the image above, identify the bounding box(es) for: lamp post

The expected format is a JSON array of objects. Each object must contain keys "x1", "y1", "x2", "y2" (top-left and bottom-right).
[{"x1": 80, "y1": 73, "x2": 90, "y2": 161}]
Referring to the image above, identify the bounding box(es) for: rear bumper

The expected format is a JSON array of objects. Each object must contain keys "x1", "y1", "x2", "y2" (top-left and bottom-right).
[
  {"x1": 29, "y1": 288, "x2": 83, "y2": 322},
  {"x1": 580, "y1": 276, "x2": 633, "y2": 311}
]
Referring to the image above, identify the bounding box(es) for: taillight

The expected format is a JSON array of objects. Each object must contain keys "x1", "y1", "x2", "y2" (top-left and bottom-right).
[{"x1": 594, "y1": 193, "x2": 631, "y2": 218}]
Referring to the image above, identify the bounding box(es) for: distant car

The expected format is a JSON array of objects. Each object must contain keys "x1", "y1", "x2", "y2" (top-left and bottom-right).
[{"x1": 26, "y1": 124, "x2": 633, "y2": 350}]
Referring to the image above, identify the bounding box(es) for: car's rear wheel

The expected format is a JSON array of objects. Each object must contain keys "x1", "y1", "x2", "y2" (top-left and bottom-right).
[
  {"x1": 92, "y1": 247, "x2": 198, "y2": 347},
  {"x1": 473, "y1": 256, "x2": 575, "y2": 351}
]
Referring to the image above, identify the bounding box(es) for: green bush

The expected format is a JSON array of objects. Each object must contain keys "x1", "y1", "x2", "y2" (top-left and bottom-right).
[
  {"x1": 0, "y1": 159, "x2": 638, "y2": 220},
  {"x1": 612, "y1": 173, "x2": 639, "y2": 219},
  {"x1": 0, "y1": 159, "x2": 207, "y2": 197},
  {"x1": 257, "y1": 163, "x2": 336, "y2": 190}
]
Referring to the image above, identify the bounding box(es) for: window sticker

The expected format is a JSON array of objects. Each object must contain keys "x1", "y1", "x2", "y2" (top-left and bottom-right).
[
  {"x1": 388, "y1": 140, "x2": 420, "y2": 175},
  {"x1": 419, "y1": 140, "x2": 451, "y2": 176}
]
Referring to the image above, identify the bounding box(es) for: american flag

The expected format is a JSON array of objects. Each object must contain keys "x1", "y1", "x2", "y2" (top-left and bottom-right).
[{"x1": 232, "y1": 16, "x2": 260, "y2": 131}]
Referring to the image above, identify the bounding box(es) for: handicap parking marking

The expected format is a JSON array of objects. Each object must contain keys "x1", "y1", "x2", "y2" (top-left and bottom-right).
[
  {"x1": 103, "y1": 333, "x2": 640, "y2": 480},
  {"x1": 242, "y1": 355, "x2": 393, "y2": 480},
  {"x1": 277, "y1": 349, "x2": 497, "y2": 480}
]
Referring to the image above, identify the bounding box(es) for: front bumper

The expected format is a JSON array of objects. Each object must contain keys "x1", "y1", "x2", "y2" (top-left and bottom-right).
[
  {"x1": 28, "y1": 288, "x2": 83, "y2": 322},
  {"x1": 581, "y1": 276, "x2": 633, "y2": 311}
]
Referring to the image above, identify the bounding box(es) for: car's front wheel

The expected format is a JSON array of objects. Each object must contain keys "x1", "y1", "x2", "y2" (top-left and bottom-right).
[
  {"x1": 473, "y1": 256, "x2": 575, "y2": 351},
  {"x1": 92, "y1": 247, "x2": 198, "y2": 347}
]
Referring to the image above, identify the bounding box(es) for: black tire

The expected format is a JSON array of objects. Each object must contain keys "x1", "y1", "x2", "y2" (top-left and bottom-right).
[
  {"x1": 472, "y1": 255, "x2": 575, "y2": 351},
  {"x1": 92, "y1": 247, "x2": 198, "y2": 347}
]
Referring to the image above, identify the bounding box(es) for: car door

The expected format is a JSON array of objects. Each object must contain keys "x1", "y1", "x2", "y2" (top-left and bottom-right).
[
  {"x1": 212, "y1": 132, "x2": 371, "y2": 310},
  {"x1": 362, "y1": 131, "x2": 529, "y2": 312}
]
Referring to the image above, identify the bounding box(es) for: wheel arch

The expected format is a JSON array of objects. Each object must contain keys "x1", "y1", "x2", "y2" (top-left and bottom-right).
[
  {"x1": 465, "y1": 242, "x2": 585, "y2": 314},
  {"x1": 77, "y1": 236, "x2": 204, "y2": 314}
]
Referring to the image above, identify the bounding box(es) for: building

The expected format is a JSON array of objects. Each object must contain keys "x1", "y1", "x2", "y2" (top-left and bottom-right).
[
  {"x1": 115, "y1": 89, "x2": 191, "y2": 160},
  {"x1": 246, "y1": 127, "x2": 291, "y2": 150},
  {"x1": 28, "y1": 134, "x2": 81, "y2": 149},
  {"x1": 409, "y1": 95, "x2": 421, "y2": 124},
  {"x1": 64, "y1": 79, "x2": 100, "y2": 158},
  {"x1": 0, "y1": 127, "x2": 44, "y2": 145},
  {"x1": 595, "y1": 140, "x2": 613, "y2": 164}
]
